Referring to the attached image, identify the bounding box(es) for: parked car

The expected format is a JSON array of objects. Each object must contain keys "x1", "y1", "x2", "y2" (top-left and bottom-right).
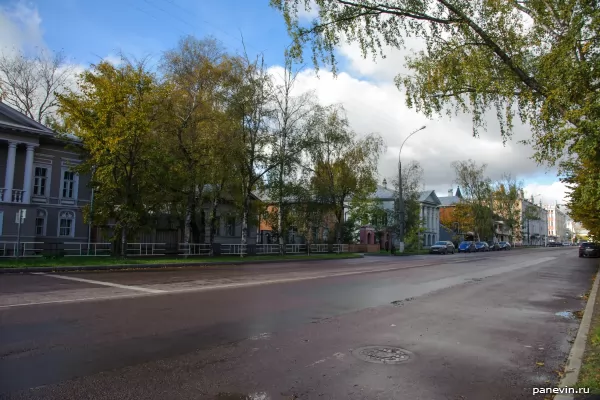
[
  {"x1": 498, "y1": 241, "x2": 511, "y2": 250},
  {"x1": 475, "y1": 241, "x2": 489, "y2": 252},
  {"x1": 547, "y1": 242, "x2": 561, "y2": 247},
  {"x1": 579, "y1": 242, "x2": 600, "y2": 258},
  {"x1": 430, "y1": 241, "x2": 455, "y2": 255},
  {"x1": 487, "y1": 241, "x2": 500, "y2": 251},
  {"x1": 562, "y1": 242, "x2": 571, "y2": 247},
  {"x1": 458, "y1": 241, "x2": 476, "y2": 253}
]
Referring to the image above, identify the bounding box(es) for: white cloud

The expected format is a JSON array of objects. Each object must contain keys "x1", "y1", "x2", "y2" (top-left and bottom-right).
[
  {"x1": 523, "y1": 181, "x2": 571, "y2": 209},
  {"x1": 269, "y1": 65, "x2": 551, "y2": 194},
  {"x1": 296, "y1": 0, "x2": 319, "y2": 21},
  {"x1": 0, "y1": 2, "x2": 45, "y2": 56}
]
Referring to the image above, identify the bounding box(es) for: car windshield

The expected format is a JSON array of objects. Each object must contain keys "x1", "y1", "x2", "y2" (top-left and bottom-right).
[
  {"x1": 434, "y1": 241, "x2": 446, "y2": 245},
  {"x1": 459, "y1": 241, "x2": 472, "y2": 246},
  {"x1": 475, "y1": 242, "x2": 484, "y2": 245},
  {"x1": 499, "y1": 242, "x2": 507, "y2": 245}
]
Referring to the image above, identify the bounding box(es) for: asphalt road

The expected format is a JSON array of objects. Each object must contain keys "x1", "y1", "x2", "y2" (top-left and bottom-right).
[{"x1": 0, "y1": 247, "x2": 596, "y2": 399}]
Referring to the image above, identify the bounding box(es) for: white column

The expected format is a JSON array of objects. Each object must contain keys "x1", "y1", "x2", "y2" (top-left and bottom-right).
[
  {"x1": 3, "y1": 141, "x2": 17, "y2": 202},
  {"x1": 22, "y1": 144, "x2": 35, "y2": 203}
]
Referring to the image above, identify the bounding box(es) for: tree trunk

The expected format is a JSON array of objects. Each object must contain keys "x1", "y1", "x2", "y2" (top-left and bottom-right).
[
  {"x1": 240, "y1": 191, "x2": 250, "y2": 258},
  {"x1": 183, "y1": 190, "x2": 194, "y2": 245},
  {"x1": 209, "y1": 197, "x2": 219, "y2": 246},
  {"x1": 277, "y1": 203, "x2": 285, "y2": 255},
  {"x1": 120, "y1": 226, "x2": 127, "y2": 257}
]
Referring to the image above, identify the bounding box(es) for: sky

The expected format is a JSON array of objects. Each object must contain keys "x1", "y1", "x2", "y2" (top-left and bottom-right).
[{"x1": 0, "y1": 0, "x2": 570, "y2": 207}]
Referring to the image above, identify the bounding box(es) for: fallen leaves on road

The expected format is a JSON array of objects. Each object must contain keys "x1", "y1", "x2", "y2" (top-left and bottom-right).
[{"x1": 536, "y1": 361, "x2": 545, "y2": 367}]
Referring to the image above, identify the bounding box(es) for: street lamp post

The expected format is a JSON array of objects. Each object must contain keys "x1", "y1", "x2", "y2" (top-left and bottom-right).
[
  {"x1": 394, "y1": 125, "x2": 427, "y2": 253},
  {"x1": 87, "y1": 166, "x2": 96, "y2": 256}
]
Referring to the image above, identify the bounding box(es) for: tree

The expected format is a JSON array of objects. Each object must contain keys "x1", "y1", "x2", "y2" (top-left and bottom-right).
[
  {"x1": 159, "y1": 35, "x2": 236, "y2": 245},
  {"x1": 271, "y1": 0, "x2": 600, "y2": 239},
  {"x1": 227, "y1": 51, "x2": 278, "y2": 254},
  {"x1": 57, "y1": 60, "x2": 168, "y2": 256},
  {"x1": 393, "y1": 160, "x2": 425, "y2": 242},
  {"x1": 452, "y1": 159, "x2": 493, "y2": 241},
  {"x1": 264, "y1": 54, "x2": 317, "y2": 253},
  {"x1": 0, "y1": 50, "x2": 74, "y2": 124},
  {"x1": 306, "y1": 105, "x2": 385, "y2": 244},
  {"x1": 493, "y1": 174, "x2": 523, "y2": 242}
]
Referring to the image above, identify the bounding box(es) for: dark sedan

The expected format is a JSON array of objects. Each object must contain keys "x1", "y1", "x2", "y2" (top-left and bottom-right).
[
  {"x1": 430, "y1": 241, "x2": 456, "y2": 255},
  {"x1": 579, "y1": 242, "x2": 600, "y2": 258},
  {"x1": 457, "y1": 241, "x2": 476, "y2": 253},
  {"x1": 498, "y1": 241, "x2": 511, "y2": 250},
  {"x1": 475, "y1": 241, "x2": 489, "y2": 252}
]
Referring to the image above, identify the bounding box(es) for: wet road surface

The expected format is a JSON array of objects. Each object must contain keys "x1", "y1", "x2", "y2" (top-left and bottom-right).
[{"x1": 0, "y1": 247, "x2": 596, "y2": 399}]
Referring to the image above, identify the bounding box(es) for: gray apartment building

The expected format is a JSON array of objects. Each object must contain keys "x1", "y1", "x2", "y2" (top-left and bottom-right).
[{"x1": 0, "y1": 102, "x2": 90, "y2": 251}]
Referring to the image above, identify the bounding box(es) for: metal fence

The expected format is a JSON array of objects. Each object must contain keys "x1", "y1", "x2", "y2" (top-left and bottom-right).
[
  {"x1": 179, "y1": 243, "x2": 212, "y2": 256},
  {"x1": 0, "y1": 241, "x2": 351, "y2": 258},
  {"x1": 0, "y1": 242, "x2": 43, "y2": 257},
  {"x1": 127, "y1": 243, "x2": 166, "y2": 256},
  {"x1": 64, "y1": 242, "x2": 112, "y2": 257}
]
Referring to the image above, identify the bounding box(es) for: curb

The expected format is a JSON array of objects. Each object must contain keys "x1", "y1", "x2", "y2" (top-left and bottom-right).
[
  {"x1": 554, "y1": 262, "x2": 600, "y2": 400},
  {"x1": 0, "y1": 254, "x2": 364, "y2": 274}
]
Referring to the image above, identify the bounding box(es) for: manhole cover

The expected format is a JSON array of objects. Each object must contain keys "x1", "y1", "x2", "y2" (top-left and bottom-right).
[{"x1": 351, "y1": 346, "x2": 413, "y2": 364}]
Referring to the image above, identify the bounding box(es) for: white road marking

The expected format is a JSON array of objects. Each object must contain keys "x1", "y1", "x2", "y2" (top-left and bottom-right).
[
  {"x1": 31, "y1": 273, "x2": 165, "y2": 294},
  {"x1": 0, "y1": 293, "x2": 148, "y2": 309}
]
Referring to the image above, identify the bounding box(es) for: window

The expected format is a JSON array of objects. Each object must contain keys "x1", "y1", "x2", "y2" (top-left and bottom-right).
[
  {"x1": 225, "y1": 216, "x2": 235, "y2": 236},
  {"x1": 33, "y1": 167, "x2": 48, "y2": 196},
  {"x1": 35, "y1": 209, "x2": 47, "y2": 236},
  {"x1": 58, "y1": 210, "x2": 75, "y2": 237},
  {"x1": 62, "y1": 170, "x2": 75, "y2": 198}
]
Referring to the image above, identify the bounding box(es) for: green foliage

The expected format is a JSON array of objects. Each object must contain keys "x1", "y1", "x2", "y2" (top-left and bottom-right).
[
  {"x1": 307, "y1": 105, "x2": 386, "y2": 241},
  {"x1": 56, "y1": 60, "x2": 168, "y2": 250},
  {"x1": 271, "y1": 0, "x2": 600, "y2": 245}
]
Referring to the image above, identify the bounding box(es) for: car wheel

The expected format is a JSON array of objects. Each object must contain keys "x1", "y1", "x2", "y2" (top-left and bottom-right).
[{"x1": 579, "y1": 254, "x2": 583, "y2": 258}]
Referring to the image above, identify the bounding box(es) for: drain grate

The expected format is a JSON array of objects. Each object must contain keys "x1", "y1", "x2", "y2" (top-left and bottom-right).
[{"x1": 351, "y1": 346, "x2": 413, "y2": 364}]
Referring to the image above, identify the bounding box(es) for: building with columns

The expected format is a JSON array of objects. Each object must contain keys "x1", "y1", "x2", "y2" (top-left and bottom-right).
[
  {"x1": 418, "y1": 190, "x2": 441, "y2": 247},
  {"x1": 0, "y1": 102, "x2": 91, "y2": 248}
]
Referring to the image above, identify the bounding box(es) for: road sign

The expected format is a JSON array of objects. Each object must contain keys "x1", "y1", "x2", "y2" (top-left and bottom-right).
[{"x1": 15, "y1": 209, "x2": 26, "y2": 224}]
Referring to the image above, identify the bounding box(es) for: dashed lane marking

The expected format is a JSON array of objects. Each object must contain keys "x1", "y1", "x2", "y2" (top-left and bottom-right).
[{"x1": 31, "y1": 272, "x2": 166, "y2": 294}]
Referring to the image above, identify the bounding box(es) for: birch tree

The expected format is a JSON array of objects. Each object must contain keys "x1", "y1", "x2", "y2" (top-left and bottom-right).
[
  {"x1": 0, "y1": 50, "x2": 73, "y2": 124},
  {"x1": 265, "y1": 55, "x2": 317, "y2": 253}
]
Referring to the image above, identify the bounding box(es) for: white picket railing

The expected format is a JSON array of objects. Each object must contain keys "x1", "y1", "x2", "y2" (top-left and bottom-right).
[
  {"x1": 285, "y1": 244, "x2": 307, "y2": 254},
  {"x1": 255, "y1": 244, "x2": 281, "y2": 255},
  {"x1": 221, "y1": 244, "x2": 247, "y2": 256},
  {"x1": 127, "y1": 243, "x2": 166, "y2": 256},
  {"x1": 0, "y1": 242, "x2": 44, "y2": 257},
  {"x1": 64, "y1": 242, "x2": 112, "y2": 257},
  {"x1": 310, "y1": 244, "x2": 330, "y2": 253},
  {"x1": 179, "y1": 243, "x2": 212, "y2": 256}
]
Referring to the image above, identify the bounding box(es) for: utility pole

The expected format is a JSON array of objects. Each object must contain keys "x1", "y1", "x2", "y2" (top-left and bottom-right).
[
  {"x1": 394, "y1": 125, "x2": 426, "y2": 254},
  {"x1": 87, "y1": 166, "x2": 96, "y2": 256}
]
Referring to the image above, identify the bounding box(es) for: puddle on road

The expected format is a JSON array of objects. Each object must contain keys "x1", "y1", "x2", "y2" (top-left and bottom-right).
[
  {"x1": 215, "y1": 393, "x2": 270, "y2": 400},
  {"x1": 555, "y1": 311, "x2": 576, "y2": 319}
]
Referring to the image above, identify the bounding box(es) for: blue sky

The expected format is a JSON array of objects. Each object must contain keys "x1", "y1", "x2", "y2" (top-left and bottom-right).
[
  {"x1": 0, "y1": 0, "x2": 570, "y2": 204},
  {"x1": 27, "y1": 0, "x2": 293, "y2": 67}
]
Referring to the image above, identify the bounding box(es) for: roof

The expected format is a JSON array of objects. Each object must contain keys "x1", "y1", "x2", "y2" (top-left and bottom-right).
[
  {"x1": 0, "y1": 102, "x2": 83, "y2": 143},
  {"x1": 438, "y1": 195, "x2": 461, "y2": 206},
  {"x1": 418, "y1": 190, "x2": 441, "y2": 205},
  {"x1": 373, "y1": 185, "x2": 395, "y2": 199},
  {"x1": 0, "y1": 102, "x2": 56, "y2": 136}
]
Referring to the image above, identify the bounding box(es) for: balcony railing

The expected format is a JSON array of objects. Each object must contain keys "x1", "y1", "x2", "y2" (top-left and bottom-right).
[{"x1": 11, "y1": 189, "x2": 24, "y2": 203}]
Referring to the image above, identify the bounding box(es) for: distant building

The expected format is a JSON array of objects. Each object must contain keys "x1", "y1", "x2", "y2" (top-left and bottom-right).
[
  {"x1": 517, "y1": 195, "x2": 548, "y2": 246},
  {"x1": 437, "y1": 187, "x2": 463, "y2": 242},
  {"x1": 418, "y1": 190, "x2": 441, "y2": 246},
  {"x1": 545, "y1": 204, "x2": 567, "y2": 242}
]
